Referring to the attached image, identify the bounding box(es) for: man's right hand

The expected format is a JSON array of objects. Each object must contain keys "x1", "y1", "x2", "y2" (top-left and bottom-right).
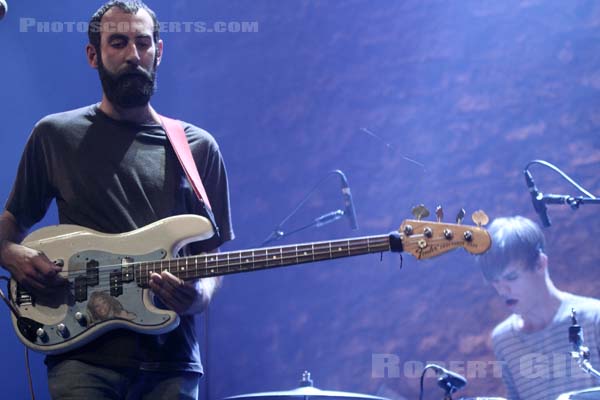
[
  {"x1": 0, "y1": 210, "x2": 67, "y2": 293},
  {"x1": 0, "y1": 240, "x2": 67, "y2": 292}
]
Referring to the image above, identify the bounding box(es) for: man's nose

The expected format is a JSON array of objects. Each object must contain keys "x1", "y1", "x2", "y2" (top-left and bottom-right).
[
  {"x1": 125, "y1": 43, "x2": 141, "y2": 64},
  {"x1": 493, "y1": 281, "x2": 510, "y2": 296}
]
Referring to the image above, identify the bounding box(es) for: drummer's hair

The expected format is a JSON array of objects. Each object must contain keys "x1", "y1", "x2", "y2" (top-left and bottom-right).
[{"x1": 477, "y1": 216, "x2": 546, "y2": 282}]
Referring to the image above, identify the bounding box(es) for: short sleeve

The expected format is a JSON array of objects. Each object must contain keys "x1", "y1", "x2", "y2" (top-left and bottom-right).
[{"x1": 5, "y1": 122, "x2": 57, "y2": 230}]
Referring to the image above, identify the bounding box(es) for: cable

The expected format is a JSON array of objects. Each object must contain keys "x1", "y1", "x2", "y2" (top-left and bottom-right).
[
  {"x1": 24, "y1": 348, "x2": 35, "y2": 400},
  {"x1": 0, "y1": 276, "x2": 35, "y2": 400},
  {"x1": 525, "y1": 160, "x2": 597, "y2": 198},
  {"x1": 419, "y1": 364, "x2": 438, "y2": 400},
  {"x1": 203, "y1": 306, "x2": 210, "y2": 400}
]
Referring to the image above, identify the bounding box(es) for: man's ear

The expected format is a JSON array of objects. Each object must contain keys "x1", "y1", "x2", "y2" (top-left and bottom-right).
[
  {"x1": 86, "y1": 44, "x2": 98, "y2": 69},
  {"x1": 155, "y1": 39, "x2": 163, "y2": 67},
  {"x1": 535, "y1": 252, "x2": 548, "y2": 273}
]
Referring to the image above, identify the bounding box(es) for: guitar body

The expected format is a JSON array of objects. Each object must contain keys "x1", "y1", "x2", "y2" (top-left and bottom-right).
[{"x1": 9, "y1": 214, "x2": 214, "y2": 355}]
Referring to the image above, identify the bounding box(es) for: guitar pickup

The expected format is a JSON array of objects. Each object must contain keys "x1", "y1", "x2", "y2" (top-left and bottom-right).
[
  {"x1": 86, "y1": 259, "x2": 99, "y2": 286},
  {"x1": 74, "y1": 275, "x2": 88, "y2": 302}
]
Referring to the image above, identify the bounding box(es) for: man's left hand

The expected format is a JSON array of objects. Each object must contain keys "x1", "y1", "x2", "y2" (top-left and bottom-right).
[{"x1": 149, "y1": 271, "x2": 198, "y2": 314}]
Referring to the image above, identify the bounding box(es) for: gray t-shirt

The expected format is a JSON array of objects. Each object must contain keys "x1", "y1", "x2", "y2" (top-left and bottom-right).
[{"x1": 6, "y1": 104, "x2": 234, "y2": 373}]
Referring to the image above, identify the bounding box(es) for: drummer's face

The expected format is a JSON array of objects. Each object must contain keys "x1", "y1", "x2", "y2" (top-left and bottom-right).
[{"x1": 490, "y1": 260, "x2": 544, "y2": 315}]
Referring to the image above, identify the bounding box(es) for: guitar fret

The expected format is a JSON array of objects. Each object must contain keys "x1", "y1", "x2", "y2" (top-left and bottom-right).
[
  {"x1": 255, "y1": 249, "x2": 267, "y2": 270},
  {"x1": 214, "y1": 254, "x2": 220, "y2": 274},
  {"x1": 208, "y1": 255, "x2": 216, "y2": 275},
  {"x1": 236, "y1": 251, "x2": 249, "y2": 272},
  {"x1": 221, "y1": 253, "x2": 227, "y2": 274},
  {"x1": 213, "y1": 254, "x2": 220, "y2": 275}
]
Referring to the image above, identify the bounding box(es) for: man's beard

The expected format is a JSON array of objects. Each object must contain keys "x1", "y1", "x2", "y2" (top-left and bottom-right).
[{"x1": 97, "y1": 55, "x2": 157, "y2": 109}]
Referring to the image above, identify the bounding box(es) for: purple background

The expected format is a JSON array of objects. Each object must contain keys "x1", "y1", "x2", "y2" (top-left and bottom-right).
[{"x1": 1, "y1": 1, "x2": 599, "y2": 399}]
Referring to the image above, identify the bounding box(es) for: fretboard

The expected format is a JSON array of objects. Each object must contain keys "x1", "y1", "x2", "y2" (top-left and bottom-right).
[{"x1": 135, "y1": 234, "x2": 393, "y2": 286}]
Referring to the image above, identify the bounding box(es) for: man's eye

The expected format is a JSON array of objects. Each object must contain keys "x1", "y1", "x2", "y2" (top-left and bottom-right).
[{"x1": 110, "y1": 41, "x2": 126, "y2": 48}]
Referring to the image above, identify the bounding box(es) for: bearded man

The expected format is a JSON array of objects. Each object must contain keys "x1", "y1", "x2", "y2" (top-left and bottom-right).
[{"x1": 0, "y1": 1, "x2": 234, "y2": 399}]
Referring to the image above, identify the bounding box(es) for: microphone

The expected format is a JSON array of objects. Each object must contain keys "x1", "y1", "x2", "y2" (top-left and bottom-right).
[
  {"x1": 524, "y1": 169, "x2": 551, "y2": 227},
  {"x1": 430, "y1": 364, "x2": 467, "y2": 392},
  {"x1": 313, "y1": 210, "x2": 344, "y2": 228},
  {"x1": 337, "y1": 171, "x2": 359, "y2": 230},
  {"x1": 0, "y1": 0, "x2": 7, "y2": 20}
]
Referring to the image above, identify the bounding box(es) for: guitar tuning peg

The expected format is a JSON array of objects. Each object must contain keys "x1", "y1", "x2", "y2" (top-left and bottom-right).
[
  {"x1": 435, "y1": 205, "x2": 443, "y2": 222},
  {"x1": 411, "y1": 204, "x2": 430, "y2": 221},
  {"x1": 471, "y1": 210, "x2": 489, "y2": 227},
  {"x1": 456, "y1": 208, "x2": 466, "y2": 224}
]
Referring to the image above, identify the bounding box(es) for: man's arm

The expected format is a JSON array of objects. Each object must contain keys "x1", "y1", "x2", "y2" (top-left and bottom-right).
[
  {"x1": 492, "y1": 333, "x2": 521, "y2": 400},
  {"x1": 500, "y1": 361, "x2": 520, "y2": 400},
  {"x1": 0, "y1": 210, "x2": 65, "y2": 291},
  {"x1": 148, "y1": 126, "x2": 232, "y2": 315}
]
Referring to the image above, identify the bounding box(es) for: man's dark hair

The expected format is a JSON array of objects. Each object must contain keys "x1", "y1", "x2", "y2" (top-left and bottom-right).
[
  {"x1": 478, "y1": 216, "x2": 546, "y2": 282},
  {"x1": 88, "y1": 1, "x2": 160, "y2": 51}
]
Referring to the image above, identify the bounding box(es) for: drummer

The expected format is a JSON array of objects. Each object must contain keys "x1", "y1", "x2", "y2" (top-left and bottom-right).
[{"x1": 478, "y1": 216, "x2": 600, "y2": 400}]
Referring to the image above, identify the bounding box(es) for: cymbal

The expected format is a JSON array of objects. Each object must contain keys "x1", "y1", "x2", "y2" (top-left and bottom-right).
[
  {"x1": 224, "y1": 386, "x2": 390, "y2": 399},
  {"x1": 556, "y1": 387, "x2": 600, "y2": 399},
  {"x1": 224, "y1": 371, "x2": 390, "y2": 400}
]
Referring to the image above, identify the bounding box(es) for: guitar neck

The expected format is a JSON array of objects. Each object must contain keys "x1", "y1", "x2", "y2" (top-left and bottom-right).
[{"x1": 134, "y1": 234, "x2": 394, "y2": 286}]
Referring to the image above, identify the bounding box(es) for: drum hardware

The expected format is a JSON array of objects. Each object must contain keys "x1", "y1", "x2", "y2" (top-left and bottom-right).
[
  {"x1": 223, "y1": 370, "x2": 391, "y2": 399},
  {"x1": 569, "y1": 309, "x2": 600, "y2": 381}
]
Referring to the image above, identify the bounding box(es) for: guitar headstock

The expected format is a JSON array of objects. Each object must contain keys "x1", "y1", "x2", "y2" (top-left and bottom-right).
[{"x1": 399, "y1": 207, "x2": 491, "y2": 260}]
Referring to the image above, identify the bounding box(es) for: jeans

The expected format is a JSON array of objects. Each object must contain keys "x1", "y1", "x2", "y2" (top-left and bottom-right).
[{"x1": 47, "y1": 359, "x2": 200, "y2": 400}]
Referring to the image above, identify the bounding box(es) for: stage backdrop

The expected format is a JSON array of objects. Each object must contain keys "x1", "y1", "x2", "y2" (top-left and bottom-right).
[{"x1": 0, "y1": 1, "x2": 599, "y2": 399}]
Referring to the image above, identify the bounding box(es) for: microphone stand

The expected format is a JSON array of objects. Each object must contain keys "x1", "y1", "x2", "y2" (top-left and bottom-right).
[
  {"x1": 260, "y1": 170, "x2": 349, "y2": 246},
  {"x1": 542, "y1": 194, "x2": 600, "y2": 209},
  {"x1": 261, "y1": 210, "x2": 345, "y2": 246},
  {"x1": 524, "y1": 160, "x2": 599, "y2": 226}
]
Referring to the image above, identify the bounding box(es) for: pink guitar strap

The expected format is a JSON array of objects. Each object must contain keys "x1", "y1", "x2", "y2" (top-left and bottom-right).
[{"x1": 159, "y1": 115, "x2": 213, "y2": 211}]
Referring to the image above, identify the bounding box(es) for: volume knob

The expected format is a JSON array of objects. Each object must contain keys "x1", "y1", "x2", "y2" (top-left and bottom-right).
[
  {"x1": 56, "y1": 323, "x2": 69, "y2": 337},
  {"x1": 74, "y1": 312, "x2": 87, "y2": 325}
]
